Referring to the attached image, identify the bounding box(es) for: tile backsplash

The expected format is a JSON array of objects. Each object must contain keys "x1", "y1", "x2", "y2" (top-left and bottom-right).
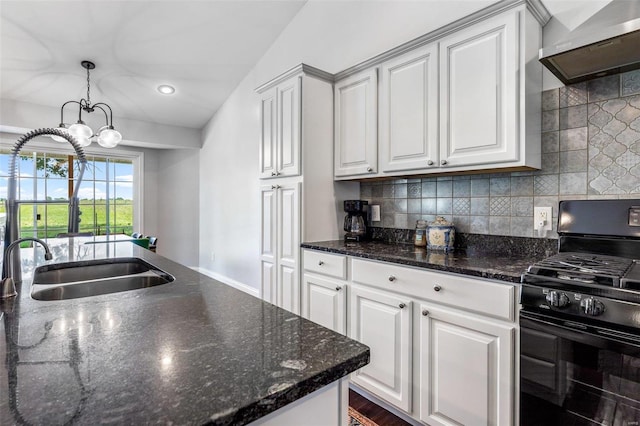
[{"x1": 360, "y1": 70, "x2": 640, "y2": 238}]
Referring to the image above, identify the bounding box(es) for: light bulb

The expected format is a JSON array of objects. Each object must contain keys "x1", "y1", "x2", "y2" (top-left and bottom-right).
[
  {"x1": 68, "y1": 122, "x2": 93, "y2": 141},
  {"x1": 51, "y1": 125, "x2": 69, "y2": 143},
  {"x1": 97, "y1": 128, "x2": 122, "y2": 148}
]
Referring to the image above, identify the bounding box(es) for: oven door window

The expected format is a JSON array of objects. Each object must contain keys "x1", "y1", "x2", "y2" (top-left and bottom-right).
[{"x1": 521, "y1": 312, "x2": 640, "y2": 426}]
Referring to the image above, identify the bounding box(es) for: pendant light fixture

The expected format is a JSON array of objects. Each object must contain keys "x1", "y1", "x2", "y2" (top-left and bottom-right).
[{"x1": 52, "y1": 60, "x2": 122, "y2": 148}]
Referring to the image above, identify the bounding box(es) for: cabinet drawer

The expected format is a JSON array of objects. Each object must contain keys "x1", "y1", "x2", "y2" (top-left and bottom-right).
[
  {"x1": 303, "y1": 250, "x2": 347, "y2": 279},
  {"x1": 352, "y1": 258, "x2": 515, "y2": 321}
]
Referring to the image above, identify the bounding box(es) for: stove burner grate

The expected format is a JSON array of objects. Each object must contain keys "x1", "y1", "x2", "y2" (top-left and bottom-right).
[{"x1": 526, "y1": 252, "x2": 635, "y2": 287}]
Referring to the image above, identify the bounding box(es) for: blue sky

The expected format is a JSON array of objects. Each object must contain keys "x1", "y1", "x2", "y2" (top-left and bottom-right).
[{"x1": 0, "y1": 152, "x2": 133, "y2": 200}]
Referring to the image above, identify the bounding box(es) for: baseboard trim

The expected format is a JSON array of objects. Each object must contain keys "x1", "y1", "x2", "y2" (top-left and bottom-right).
[{"x1": 194, "y1": 267, "x2": 260, "y2": 298}]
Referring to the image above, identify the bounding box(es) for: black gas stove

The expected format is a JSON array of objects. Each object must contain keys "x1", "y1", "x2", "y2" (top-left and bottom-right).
[
  {"x1": 521, "y1": 199, "x2": 640, "y2": 328},
  {"x1": 520, "y1": 200, "x2": 640, "y2": 426}
]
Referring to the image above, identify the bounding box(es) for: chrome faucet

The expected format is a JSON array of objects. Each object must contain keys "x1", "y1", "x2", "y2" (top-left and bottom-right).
[
  {"x1": 1, "y1": 237, "x2": 53, "y2": 299},
  {"x1": 3, "y1": 128, "x2": 87, "y2": 283}
]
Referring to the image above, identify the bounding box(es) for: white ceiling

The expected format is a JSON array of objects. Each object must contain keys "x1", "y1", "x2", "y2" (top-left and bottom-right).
[
  {"x1": 0, "y1": 0, "x2": 306, "y2": 129},
  {"x1": 0, "y1": 0, "x2": 612, "y2": 132}
]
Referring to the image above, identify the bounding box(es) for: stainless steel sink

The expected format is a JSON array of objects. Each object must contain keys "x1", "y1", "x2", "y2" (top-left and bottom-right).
[{"x1": 30, "y1": 258, "x2": 174, "y2": 301}]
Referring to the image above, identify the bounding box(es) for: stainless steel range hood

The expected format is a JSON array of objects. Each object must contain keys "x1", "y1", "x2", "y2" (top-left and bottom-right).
[{"x1": 540, "y1": 1, "x2": 640, "y2": 85}]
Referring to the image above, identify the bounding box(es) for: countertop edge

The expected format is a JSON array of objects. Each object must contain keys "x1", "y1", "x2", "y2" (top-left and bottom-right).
[
  {"x1": 301, "y1": 242, "x2": 524, "y2": 284},
  {"x1": 221, "y1": 351, "x2": 370, "y2": 425}
]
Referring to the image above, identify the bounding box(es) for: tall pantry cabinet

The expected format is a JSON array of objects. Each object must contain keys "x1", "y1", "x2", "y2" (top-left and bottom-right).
[{"x1": 257, "y1": 64, "x2": 358, "y2": 314}]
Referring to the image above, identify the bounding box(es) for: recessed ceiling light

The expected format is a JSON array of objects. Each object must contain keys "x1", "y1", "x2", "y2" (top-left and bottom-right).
[{"x1": 157, "y1": 85, "x2": 175, "y2": 95}]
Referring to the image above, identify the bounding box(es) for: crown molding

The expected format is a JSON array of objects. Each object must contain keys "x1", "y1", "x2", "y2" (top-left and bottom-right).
[
  {"x1": 255, "y1": 63, "x2": 334, "y2": 93},
  {"x1": 334, "y1": 0, "x2": 551, "y2": 81}
]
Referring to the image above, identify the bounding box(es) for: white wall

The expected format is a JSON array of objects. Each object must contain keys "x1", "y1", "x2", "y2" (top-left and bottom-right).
[
  {"x1": 156, "y1": 148, "x2": 200, "y2": 266},
  {"x1": 199, "y1": 0, "x2": 497, "y2": 291}
]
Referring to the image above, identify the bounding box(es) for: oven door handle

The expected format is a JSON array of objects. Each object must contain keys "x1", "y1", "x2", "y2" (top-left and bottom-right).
[{"x1": 520, "y1": 310, "x2": 640, "y2": 352}]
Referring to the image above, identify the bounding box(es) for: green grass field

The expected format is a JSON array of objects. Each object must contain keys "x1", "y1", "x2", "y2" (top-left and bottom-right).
[{"x1": 1, "y1": 200, "x2": 133, "y2": 238}]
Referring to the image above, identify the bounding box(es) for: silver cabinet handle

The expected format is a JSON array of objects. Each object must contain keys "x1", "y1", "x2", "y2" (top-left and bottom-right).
[
  {"x1": 399, "y1": 303, "x2": 406, "y2": 309},
  {"x1": 388, "y1": 275, "x2": 396, "y2": 282},
  {"x1": 271, "y1": 171, "x2": 276, "y2": 176},
  {"x1": 441, "y1": 160, "x2": 448, "y2": 166},
  {"x1": 427, "y1": 160, "x2": 434, "y2": 166},
  {"x1": 434, "y1": 285, "x2": 441, "y2": 292},
  {"x1": 422, "y1": 310, "x2": 429, "y2": 316},
  {"x1": 271, "y1": 185, "x2": 276, "y2": 189},
  {"x1": 336, "y1": 286, "x2": 342, "y2": 291},
  {"x1": 318, "y1": 261, "x2": 324, "y2": 266},
  {"x1": 367, "y1": 167, "x2": 373, "y2": 172}
]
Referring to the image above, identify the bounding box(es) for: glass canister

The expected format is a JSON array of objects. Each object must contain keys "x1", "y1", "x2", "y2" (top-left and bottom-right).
[{"x1": 414, "y1": 220, "x2": 427, "y2": 247}]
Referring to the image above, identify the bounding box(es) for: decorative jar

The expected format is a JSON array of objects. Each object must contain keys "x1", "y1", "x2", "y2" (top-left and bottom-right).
[{"x1": 426, "y1": 216, "x2": 455, "y2": 252}]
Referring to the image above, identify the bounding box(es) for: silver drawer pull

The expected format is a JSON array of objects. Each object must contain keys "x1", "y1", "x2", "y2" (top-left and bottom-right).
[
  {"x1": 388, "y1": 275, "x2": 396, "y2": 282},
  {"x1": 318, "y1": 261, "x2": 324, "y2": 266},
  {"x1": 422, "y1": 310, "x2": 429, "y2": 316},
  {"x1": 271, "y1": 171, "x2": 276, "y2": 176},
  {"x1": 427, "y1": 160, "x2": 434, "y2": 166},
  {"x1": 399, "y1": 303, "x2": 406, "y2": 309},
  {"x1": 434, "y1": 285, "x2": 441, "y2": 292},
  {"x1": 441, "y1": 160, "x2": 448, "y2": 166},
  {"x1": 367, "y1": 167, "x2": 373, "y2": 172},
  {"x1": 336, "y1": 286, "x2": 342, "y2": 291}
]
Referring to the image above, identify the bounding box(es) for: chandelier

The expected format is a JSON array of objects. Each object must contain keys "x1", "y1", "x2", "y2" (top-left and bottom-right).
[{"x1": 52, "y1": 60, "x2": 122, "y2": 148}]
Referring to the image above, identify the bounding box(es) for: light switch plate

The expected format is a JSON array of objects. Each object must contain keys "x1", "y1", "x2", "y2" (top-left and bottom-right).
[{"x1": 370, "y1": 205, "x2": 381, "y2": 222}]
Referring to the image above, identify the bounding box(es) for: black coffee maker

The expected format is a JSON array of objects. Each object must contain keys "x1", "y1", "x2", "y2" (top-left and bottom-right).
[{"x1": 344, "y1": 200, "x2": 368, "y2": 241}]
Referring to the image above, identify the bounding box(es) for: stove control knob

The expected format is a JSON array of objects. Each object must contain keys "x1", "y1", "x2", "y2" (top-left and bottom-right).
[
  {"x1": 545, "y1": 291, "x2": 570, "y2": 308},
  {"x1": 580, "y1": 297, "x2": 605, "y2": 316}
]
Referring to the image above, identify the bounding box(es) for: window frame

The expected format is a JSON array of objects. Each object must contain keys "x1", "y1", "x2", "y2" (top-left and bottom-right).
[{"x1": 0, "y1": 134, "x2": 144, "y2": 235}]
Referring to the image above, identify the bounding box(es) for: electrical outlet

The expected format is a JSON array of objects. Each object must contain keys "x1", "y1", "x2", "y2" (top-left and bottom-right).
[{"x1": 533, "y1": 207, "x2": 553, "y2": 237}]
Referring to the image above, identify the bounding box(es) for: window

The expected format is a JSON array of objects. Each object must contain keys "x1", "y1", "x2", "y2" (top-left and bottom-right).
[{"x1": 0, "y1": 148, "x2": 139, "y2": 238}]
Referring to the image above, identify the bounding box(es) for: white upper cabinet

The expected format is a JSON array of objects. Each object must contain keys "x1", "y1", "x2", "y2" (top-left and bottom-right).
[
  {"x1": 333, "y1": 2, "x2": 546, "y2": 180},
  {"x1": 259, "y1": 75, "x2": 301, "y2": 179},
  {"x1": 334, "y1": 69, "x2": 378, "y2": 177},
  {"x1": 259, "y1": 88, "x2": 277, "y2": 178},
  {"x1": 379, "y1": 44, "x2": 439, "y2": 173},
  {"x1": 439, "y1": 11, "x2": 518, "y2": 169}
]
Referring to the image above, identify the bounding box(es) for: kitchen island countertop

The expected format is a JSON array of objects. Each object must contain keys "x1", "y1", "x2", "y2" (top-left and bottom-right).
[
  {"x1": 0, "y1": 237, "x2": 369, "y2": 425},
  {"x1": 302, "y1": 239, "x2": 549, "y2": 283}
]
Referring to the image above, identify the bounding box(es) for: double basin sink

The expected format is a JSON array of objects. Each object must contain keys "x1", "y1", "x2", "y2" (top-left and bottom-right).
[{"x1": 30, "y1": 258, "x2": 174, "y2": 301}]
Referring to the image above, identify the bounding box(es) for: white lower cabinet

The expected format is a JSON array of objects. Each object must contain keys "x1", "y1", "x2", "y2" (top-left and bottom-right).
[
  {"x1": 302, "y1": 273, "x2": 346, "y2": 334},
  {"x1": 418, "y1": 302, "x2": 515, "y2": 426},
  {"x1": 302, "y1": 249, "x2": 518, "y2": 425},
  {"x1": 349, "y1": 284, "x2": 412, "y2": 413}
]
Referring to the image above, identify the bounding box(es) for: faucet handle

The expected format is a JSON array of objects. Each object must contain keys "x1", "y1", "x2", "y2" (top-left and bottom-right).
[
  {"x1": 0, "y1": 277, "x2": 17, "y2": 299},
  {"x1": 45, "y1": 253, "x2": 53, "y2": 260}
]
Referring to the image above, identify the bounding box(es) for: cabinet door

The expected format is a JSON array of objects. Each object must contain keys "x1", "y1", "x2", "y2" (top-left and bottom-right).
[
  {"x1": 259, "y1": 88, "x2": 277, "y2": 178},
  {"x1": 277, "y1": 76, "x2": 301, "y2": 177},
  {"x1": 277, "y1": 182, "x2": 301, "y2": 314},
  {"x1": 260, "y1": 185, "x2": 277, "y2": 302},
  {"x1": 379, "y1": 44, "x2": 438, "y2": 173},
  {"x1": 419, "y1": 302, "x2": 515, "y2": 426},
  {"x1": 439, "y1": 11, "x2": 518, "y2": 168},
  {"x1": 350, "y1": 284, "x2": 412, "y2": 412},
  {"x1": 302, "y1": 273, "x2": 346, "y2": 334},
  {"x1": 334, "y1": 69, "x2": 378, "y2": 178}
]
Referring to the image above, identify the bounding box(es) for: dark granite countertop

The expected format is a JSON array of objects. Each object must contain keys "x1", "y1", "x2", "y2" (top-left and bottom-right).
[
  {"x1": 0, "y1": 238, "x2": 369, "y2": 425},
  {"x1": 301, "y1": 239, "x2": 551, "y2": 283}
]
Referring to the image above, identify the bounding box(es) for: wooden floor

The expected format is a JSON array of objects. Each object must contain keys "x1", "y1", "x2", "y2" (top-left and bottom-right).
[{"x1": 349, "y1": 389, "x2": 412, "y2": 426}]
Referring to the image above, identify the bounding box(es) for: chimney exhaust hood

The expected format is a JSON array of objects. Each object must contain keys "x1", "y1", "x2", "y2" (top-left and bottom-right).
[{"x1": 539, "y1": 1, "x2": 640, "y2": 85}]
